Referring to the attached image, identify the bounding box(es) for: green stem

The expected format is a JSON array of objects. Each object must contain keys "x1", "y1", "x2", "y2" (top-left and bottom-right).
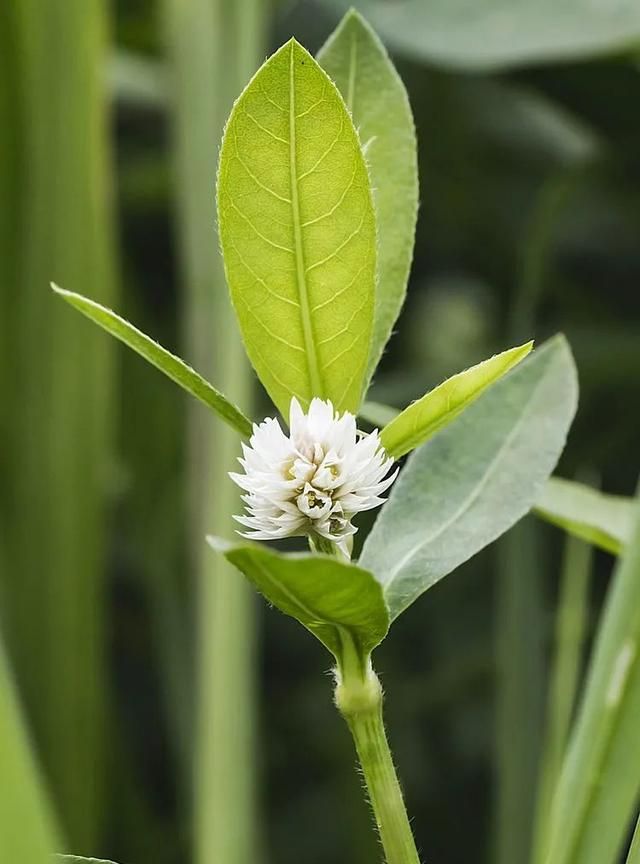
[{"x1": 335, "y1": 663, "x2": 421, "y2": 864}]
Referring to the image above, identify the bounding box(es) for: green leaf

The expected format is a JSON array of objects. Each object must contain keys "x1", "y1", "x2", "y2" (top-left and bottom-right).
[
  {"x1": 52, "y1": 285, "x2": 252, "y2": 437},
  {"x1": 0, "y1": 636, "x2": 59, "y2": 863},
  {"x1": 545, "y1": 488, "x2": 640, "y2": 864},
  {"x1": 534, "y1": 476, "x2": 633, "y2": 555},
  {"x1": 217, "y1": 39, "x2": 376, "y2": 417},
  {"x1": 208, "y1": 539, "x2": 389, "y2": 664},
  {"x1": 323, "y1": 0, "x2": 640, "y2": 70},
  {"x1": 318, "y1": 10, "x2": 418, "y2": 381},
  {"x1": 360, "y1": 335, "x2": 577, "y2": 620},
  {"x1": 380, "y1": 341, "x2": 533, "y2": 459}
]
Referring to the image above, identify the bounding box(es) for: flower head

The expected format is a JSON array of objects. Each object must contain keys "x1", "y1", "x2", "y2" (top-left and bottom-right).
[{"x1": 230, "y1": 397, "x2": 397, "y2": 556}]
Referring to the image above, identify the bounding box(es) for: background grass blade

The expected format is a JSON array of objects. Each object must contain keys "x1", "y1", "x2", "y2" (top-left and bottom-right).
[
  {"x1": 52, "y1": 286, "x2": 253, "y2": 437},
  {"x1": 3, "y1": 0, "x2": 116, "y2": 849},
  {"x1": 317, "y1": 9, "x2": 419, "y2": 382},
  {"x1": 546, "y1": 484, "x2": 640, "y2": 864},
  {"x1": 494, "y1": 520, "x2": 546, "y2": 864},
  {"x1": 530, "y1": 532, "x2": 592, "y2": 864},
  {"x1": 0, "y1": 635, "x2": 59, "y2": 863},
  {"x1": 626, "y1": 817, "x2": 640, "y2": 864},
  {"x1": 534, "y1": 476, "x2": 633, "y2": 554},
  {"x1": 163, "y1": 2, "x2": 264, "y2": 863}
]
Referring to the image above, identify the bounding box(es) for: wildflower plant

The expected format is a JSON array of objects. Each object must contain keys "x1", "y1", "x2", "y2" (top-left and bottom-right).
[{"x1": 53, "y1": 10, "x2": 578, "y2": 863}]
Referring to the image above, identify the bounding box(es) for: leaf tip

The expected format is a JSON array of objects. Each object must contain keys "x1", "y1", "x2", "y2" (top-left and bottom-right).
[
  {"x1": 50, "y1": 281, "x2": 67, "y2": 297},
  {"x1": 206, "y1": 535, "x2": 234, "y2": 554}
]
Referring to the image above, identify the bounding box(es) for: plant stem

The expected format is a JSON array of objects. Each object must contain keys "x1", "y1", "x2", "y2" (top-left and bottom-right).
[{"x1": 336, "y1": 662, "x2": 421, "y2": 864}]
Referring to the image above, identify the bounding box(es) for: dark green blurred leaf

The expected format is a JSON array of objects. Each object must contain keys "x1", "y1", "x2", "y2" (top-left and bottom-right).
[
  {"x1": 535, "y1": 476, "x2": 634, "y2": 554},
  {"x1": 324, "y1": 0, "x2": 640, "y2": 70},
  {"x1": 361, "y1": 336, "x2": 578, "y2": 620}
]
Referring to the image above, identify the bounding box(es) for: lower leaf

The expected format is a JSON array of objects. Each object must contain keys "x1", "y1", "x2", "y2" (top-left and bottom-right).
[{"x1": 208, "y1": 538, "x2": 389, "y2": 668}]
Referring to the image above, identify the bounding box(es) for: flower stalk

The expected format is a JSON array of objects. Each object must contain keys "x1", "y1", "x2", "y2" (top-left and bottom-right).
[{"x1": 335, "y1": 659, "x2": 421, "y2": 864}]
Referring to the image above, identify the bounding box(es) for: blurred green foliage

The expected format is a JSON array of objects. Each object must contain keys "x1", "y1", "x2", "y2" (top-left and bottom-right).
[{"x1": 1, "y1": 1, "x2": 639, "y2": 863}]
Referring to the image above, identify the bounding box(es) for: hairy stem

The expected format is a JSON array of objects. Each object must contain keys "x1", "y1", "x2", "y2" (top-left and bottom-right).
[{"x1": 335, "y1": 662, "x2": 421, "y2": 864}]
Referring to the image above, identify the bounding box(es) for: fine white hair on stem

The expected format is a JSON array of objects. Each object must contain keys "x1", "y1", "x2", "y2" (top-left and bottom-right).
[{"x1": 230, "y1": 397, "x2": 397, "y2": 557}]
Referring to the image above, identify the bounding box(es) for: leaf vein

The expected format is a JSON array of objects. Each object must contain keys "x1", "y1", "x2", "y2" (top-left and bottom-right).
[
  {"x1": 242, "y1": 108, "x2": 289, "y2": 144},
  {"x1": 238, "y1": 294, "x2": 305, "y2": 353},
  {"x1": 228, "y1": 238, "x2": 300, "y2": 308},
  {"x1": 228, "y1": 199, "x2": 295, "y2": 254},
  {"x1": 305, "y1": 213, "x2": 366, "y2": 273},
  {"x1": 232, "y1": 130, "x2": 291, "y2": 202},
  {"x1": 301, "y1": 164, "x2": 359, "y2": 227},
  {"x1": 310, "y1": 263, "x2": 367, "y2": 313}
]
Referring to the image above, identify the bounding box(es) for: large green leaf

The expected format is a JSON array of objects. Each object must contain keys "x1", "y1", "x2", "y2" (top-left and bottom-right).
[
  {"x1": 323, "y1": 0, "x2": 640, "y2": 70},
  {"x1": 0, "y1": 637, "x2": 58, "y2": 863},
  {"x1": 217, "y1": 39, "x2": 376, "y2": 417},
  {"x1": 545, "y1": 489, "x2": 640, "y2": 864},
  {"x1": 534, "y1": 476, "x2": 633, "y2": 555},
  {"x1": 52, "y1": 285, "x2": 252, "y2": 437},
  {"x1": 317, "y1": 10, "x2": 418, "y2": 381},
  {"x1": 360, "y1": 335, "x2": 577, "y2": 620},
  {"x1": 208, "y1": 539, "x2": 389, "y2": 667},
  {"x1": 379, "y1": 341, "x2": 533, "y2": 458}
]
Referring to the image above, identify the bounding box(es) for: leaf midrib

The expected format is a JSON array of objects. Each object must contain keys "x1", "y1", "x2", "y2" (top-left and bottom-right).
[{"x1": 289, "y1": 42, "x2": 323, "y2": 398}]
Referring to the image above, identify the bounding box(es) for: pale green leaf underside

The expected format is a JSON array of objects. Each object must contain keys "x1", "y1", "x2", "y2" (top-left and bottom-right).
[
  {"x1": 318, "y1": 10, "x2": 418, "y2": 382},
  {"x1": 324, "y1": 0, "x2": 640, "y2": 71},
  {"x1": 217, "y1": 39, "x2": 376, "y2": 417},
  {"x1": 534, "y1": 476, "x2": 634, "y2": 555},
  {"x1": 52, "y1": 285, "x2": 252, "y2": 437},
  {"x1": 545, "y1": 492, "x2": 640, "y2": 864},
  {"x1": 208, "y1": 538, "x2": 389, "y2": 660},
  {"x1": 361, "y1": 335, "x2": 578, "y2": 620},
  {"x1": 380, "y1": 340, "x2": 533, "y2": 458}
]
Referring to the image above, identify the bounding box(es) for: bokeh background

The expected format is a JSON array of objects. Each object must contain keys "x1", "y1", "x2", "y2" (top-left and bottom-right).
[{"x1": 1, "y1": 1, "x2": 639, "y2": 863}]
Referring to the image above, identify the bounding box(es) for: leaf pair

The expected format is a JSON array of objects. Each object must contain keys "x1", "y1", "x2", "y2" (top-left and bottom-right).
[
  {"x1": 213, "y1": 336, "x2": 578, "y2": 672},
  {"x1": 54, "y1": 12, "x2": 536, "y2": 461},
  {"x1": 217, "y1": 11, "x2": 419, "y2": 416}
]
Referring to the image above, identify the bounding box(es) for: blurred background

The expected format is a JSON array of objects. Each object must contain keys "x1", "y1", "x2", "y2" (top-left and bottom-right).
[{"x1": 1, "y1": 1, "x2": 639, "y2": 863}]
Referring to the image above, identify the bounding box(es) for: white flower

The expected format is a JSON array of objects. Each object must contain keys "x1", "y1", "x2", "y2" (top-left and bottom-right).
[{"x1": 230, "y1": 397, "x2": 397, "y2": 556}]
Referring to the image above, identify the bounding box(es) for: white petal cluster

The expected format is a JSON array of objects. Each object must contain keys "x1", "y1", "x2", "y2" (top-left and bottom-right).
[{"x1": 230, "y1": 397, "x2": 397, "y2": 556}]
